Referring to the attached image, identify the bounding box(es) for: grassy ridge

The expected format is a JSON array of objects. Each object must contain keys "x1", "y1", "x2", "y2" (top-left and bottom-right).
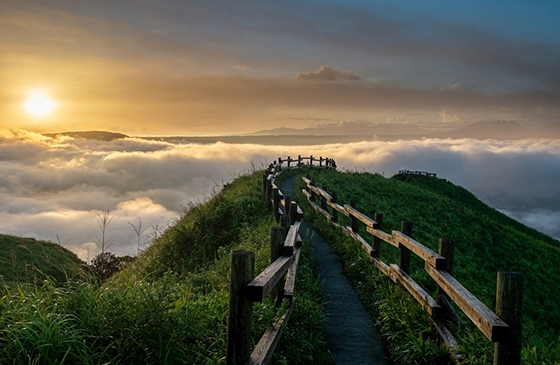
[
  {"x1": 0, "y1": 234, "x2": 87, "y2": 284},
  {"x1": 289, "y1": 167, "x2": 560, "y2": 364},
  {"x1": 0, "y1": 170, "x2": 334, "y2": 364}
]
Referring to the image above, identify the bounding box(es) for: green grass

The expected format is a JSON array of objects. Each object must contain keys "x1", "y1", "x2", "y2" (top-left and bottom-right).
[
  {"x1": 0, "y1": 170, "x2": 334, "y2": 364},
  {"x1": 0, "y1": 234, "x2": 87, "y2": 284},
  {"x1": 285, "y1": 167, "x2": 560, "y2": 365}
]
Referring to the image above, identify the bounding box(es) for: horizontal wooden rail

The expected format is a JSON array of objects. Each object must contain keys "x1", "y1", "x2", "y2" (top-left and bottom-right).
[
  {"x1": 301, "y1": 175, "x2": 521, "y2": 364},
  {"x1": 283, "y1": 247, "x2": 302, "y2": 301},
  {"x1": 345, "y1": 204, "x2": 377, "y2": 228},
  {"x1": 425, "y1": 264, "x2": 509, "y2": 342},
  {"x1": 246, "y1": 300, "x2": 296, "y2": 365},
  {"x1": 346, "y1": 227, "x2": 374, "y2": 256},
  {"x1": 393, "y1": 231, "x2": 446, "y2": 269},
  {"x1": 247, "y1": 255, "x2": 296, "y2": 302},
  {"x1": 389, "y1": 264, "x2": 441, "y2": 317},
  {"x1": 366, "y1": 226, "x2": 397, "y2": 247}
]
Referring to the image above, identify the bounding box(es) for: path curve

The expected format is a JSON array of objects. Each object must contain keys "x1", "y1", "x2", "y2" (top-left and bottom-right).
[{"x1": 281, "y1": 177, "x2": 388, "y2": 365}]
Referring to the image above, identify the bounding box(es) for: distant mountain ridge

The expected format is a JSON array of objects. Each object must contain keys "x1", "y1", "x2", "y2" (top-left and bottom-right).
[
  {"x1": 249, "y1": 121, "x2": 428, "y2": 136},
  {"x1": 250, "y1": 120, "x2": 560, "y2": 140},
  {"x1": 44, "y1": 131, "x2": 128, "y2": 141}
]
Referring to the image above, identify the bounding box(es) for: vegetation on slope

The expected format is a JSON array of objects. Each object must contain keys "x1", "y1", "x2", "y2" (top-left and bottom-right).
[
  {"x1": 0, "y1": 170, "x2": 334, "y2": 364},
  {"x1": 287, "y1": 167, "x2": 560, "y2": 365},
  {"x1": 0, "y1": 234, "x2": 87, "y2": 284}
]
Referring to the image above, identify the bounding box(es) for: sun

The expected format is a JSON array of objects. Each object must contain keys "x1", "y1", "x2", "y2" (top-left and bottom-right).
[{"x1": 24, "y1": 93, "x2": 56, "y2": 117}]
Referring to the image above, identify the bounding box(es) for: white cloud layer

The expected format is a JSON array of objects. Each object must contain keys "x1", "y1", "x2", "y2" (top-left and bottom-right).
[{"x1": 1, "y1": 129, "x2": 559, "y2": 261}]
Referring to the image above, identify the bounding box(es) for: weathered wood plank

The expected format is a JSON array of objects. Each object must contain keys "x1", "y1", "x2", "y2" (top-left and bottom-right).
[
  {"x1": 344, "y1": 204, "x2": 377, "y2": 228},
  {"x1": 433, "y1": 320, "x2": 462, "y2": 363},
  {"x1": 283, "y1": 247, "x2": 302, "y2": 301},
  {"x1": 425, "y1": 264, "x2": 509, "y2": 342},
  {"x1": 393, "y1": 231, "x2": 446, "y2": 269},
  {"x1": 296, "y1": 205, "x2": 304, "y2": 220},
  {"x1": 227, "y1": 251, "x2": 255, "y2": 365},
  {"x1": 366, "y1": 226, "x2": 398, "y2": 247},
  {"x1": 283, "y1": 225, "x2": 299, "y2": 256},
  {"x1": 247, "y1": 255, "x2": 296, "y2": 302},
  {"x1": 330, "y1": 220, "x2": 341, "y2": 229},
  {"x1": 315, "y1": 187, "x2": 333, "y2": 204},
  {"x1": 389, "y1": 264, "x2": 441, "y2": 317},
  {"x1": 346, "y1": 226, "x2": 374, "y2": 256},
  {"x1": 302, "y1": 177, "x2": 312, "y2": 185},
  {"x1": 433, "y1": 320, "x2": 459, "y2": 349},
  {"x1": 317, "y1": 206, "x2": 332, "y2": 220},
  {"x1": 307, "y1": 184, "x2": 320, "y2": 195},
  {"x1": 302, "y1": 189, "x2": 312, "y2": 200},
  {"x1": 246, "y1": 300, "x2": 296, "y2": 365},
  {"x1": 370, "y1": 256, "x2": 390, "y2": 276},
  {"x1": 329, "y1": 201, "x2": 348, "y2": 216}
]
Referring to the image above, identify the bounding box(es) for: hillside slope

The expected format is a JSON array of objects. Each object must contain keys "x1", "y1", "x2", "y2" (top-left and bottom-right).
[
  {"x1": 291, "y1": 168, "x2": 560, "y2": 363},
  {"x1": 1, "y1": 170, "x2": 334, "y2": 364},
  {"x1": 0, "y1": 234, "x2": 86, "y2": 284}
]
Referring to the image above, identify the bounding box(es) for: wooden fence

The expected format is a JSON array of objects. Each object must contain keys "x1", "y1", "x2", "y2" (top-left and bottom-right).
[
  {"x1": 226, "y1": 156, "x2": 335, "y2": 365},
  {"x1": 301, "y1": 177, "x2": 524, "y2": 365}
]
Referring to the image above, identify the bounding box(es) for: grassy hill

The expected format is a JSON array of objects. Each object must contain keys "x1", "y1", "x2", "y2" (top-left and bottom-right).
[
  {"x1": 0, "y1": 234, "x2": 87, "y2": 284},
  {"x1": 0, "y1": 170, "x2": 334, "y2": 365},
  {"x1": 284, "y1": 167, "x2": 560, "y2": 364}
]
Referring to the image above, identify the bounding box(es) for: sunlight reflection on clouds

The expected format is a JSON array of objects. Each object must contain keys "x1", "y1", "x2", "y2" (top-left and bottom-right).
[{"x1": 1, "y1": 130, "x2": 559, "y2": 260}]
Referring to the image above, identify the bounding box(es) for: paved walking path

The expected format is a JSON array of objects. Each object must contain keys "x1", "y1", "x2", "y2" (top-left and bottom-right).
[{"x1": 281, "y1": 177, "x2": 388, "y2": 365}]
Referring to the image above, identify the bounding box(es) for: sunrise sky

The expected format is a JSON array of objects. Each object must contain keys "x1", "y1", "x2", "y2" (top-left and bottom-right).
[
  {"x1": 1, "y1": 0, "x2": 559, "y2": 135},
  {"x1": 1, "y1": 1, "x2": 560, "y2": 259}
]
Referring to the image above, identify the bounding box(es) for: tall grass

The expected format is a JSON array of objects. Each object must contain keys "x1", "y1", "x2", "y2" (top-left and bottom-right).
[
  {"x1": 286, "y1": 167, "x2": 560, "y2": 365},
  {"x1": 1, "y1": 169, "x2": 334, "y2": 364}
]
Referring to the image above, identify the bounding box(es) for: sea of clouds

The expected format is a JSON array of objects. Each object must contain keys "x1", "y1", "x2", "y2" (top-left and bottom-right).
[{"x1": 1, "y1": 128, "x2": 559, "y2": 260}]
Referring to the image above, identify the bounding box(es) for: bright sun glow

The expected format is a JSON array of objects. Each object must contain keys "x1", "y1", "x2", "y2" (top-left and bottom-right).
[{"x1": 24, "y1": 94, "x2": 56, "y2": 117}]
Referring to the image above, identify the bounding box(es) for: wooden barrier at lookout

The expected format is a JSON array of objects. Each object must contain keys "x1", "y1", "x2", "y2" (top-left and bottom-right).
[
  {"x1": 226, "y1": 155, "x2": 335, "y2": 365},
  {"x1": 301, "y1": 177, "x2": 524, "y2": 365}
]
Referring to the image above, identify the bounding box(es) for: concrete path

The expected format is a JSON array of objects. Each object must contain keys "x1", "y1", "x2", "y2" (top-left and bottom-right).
[{"x1": 281, "y1": 177, "x2": 388, "y2": 365}]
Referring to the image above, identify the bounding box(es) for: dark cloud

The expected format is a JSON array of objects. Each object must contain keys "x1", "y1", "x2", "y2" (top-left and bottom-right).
[{"x1": 294, "y1": 66, "x2": 361, "y2": 82}]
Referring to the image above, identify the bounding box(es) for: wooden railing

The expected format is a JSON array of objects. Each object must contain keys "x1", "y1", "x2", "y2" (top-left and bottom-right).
[
  {"x1": 301, "y1": 177, "x2": 524, "y2": 365},
  {"x1": 226, "y1": 156, "x2": 335, "y2": 365}
]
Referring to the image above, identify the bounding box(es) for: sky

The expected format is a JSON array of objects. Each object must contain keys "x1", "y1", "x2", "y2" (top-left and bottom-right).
[
  {"x1": 1, "y1": 1, "x2": 560, "y2": 259},
  {"x1": 1, "y1": 0, "x2": 559, "y2": 135}
]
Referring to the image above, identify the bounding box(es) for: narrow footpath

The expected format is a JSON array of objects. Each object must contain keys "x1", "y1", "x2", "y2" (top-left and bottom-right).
[{"x1": 280, "y1": 177, "x2": 388, "y2": 365}]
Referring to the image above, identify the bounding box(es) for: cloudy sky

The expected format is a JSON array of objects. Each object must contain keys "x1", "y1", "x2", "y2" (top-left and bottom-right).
[
  {"x1": 1, "y1": 0, "x2": 559, "y2": 135},
  {"x1": 1, "y1": 1, "x2": 560, "y2": 259}
]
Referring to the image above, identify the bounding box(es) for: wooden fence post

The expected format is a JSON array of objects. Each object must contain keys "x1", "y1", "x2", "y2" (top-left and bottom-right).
[
  {"x1": 227, "y1": 250, "x2": 255, "y2": 365},
  {"x1": 319, "y1": 157, "x2": 323, "y2": 167},
  {"x1": 273, "y1": 187, "x2": 280, "y2": 223},
  {"x1": 494, "y1": 272, "x2": 524, "y2": 365},
  {"x1": 271, "y1": 227, "x2": 286, "y2": 304},
  {"x1": 287, "y1": 156, "x2": 291, "y2": 168},
  {"x1": 372, "y1": 213, "x2": 383, "y2": 258},
  {"x1": 309, "y1": 180, "x2": 316, "y2": 203},
  {"x1": 266, "y1": 176, "x2": 272, "y2": 211},
  {"x1": 280, "y1": 215, "x2": 291, "y2": 238},
  {"x1": 437, "y1": 238, "x2": 455, "y2": 320},
  {"x1": 399, "y1": 221, "x2": 413, "y2": 274},
  {"x1": 321, "y1": 185, "x2": 328, "y2": 211},
  {"x1": 310, "y1": 155, "x2": 313, "y2": 167},
  {"x1": 350, "y1": 199, "x2": 359, "y2": 234},
  {"x1": 298, "y1": 155, "x2": 302, "y2": 167},
  {"x1": 331, "y1": 191, "x2": 339, "y2": 224},
  {"x1": 290, "y1": 202, "x2": 298, "y2": 225},
  {"x1": 285, "y1": 196, "x2": 292, "y2": 222}
]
